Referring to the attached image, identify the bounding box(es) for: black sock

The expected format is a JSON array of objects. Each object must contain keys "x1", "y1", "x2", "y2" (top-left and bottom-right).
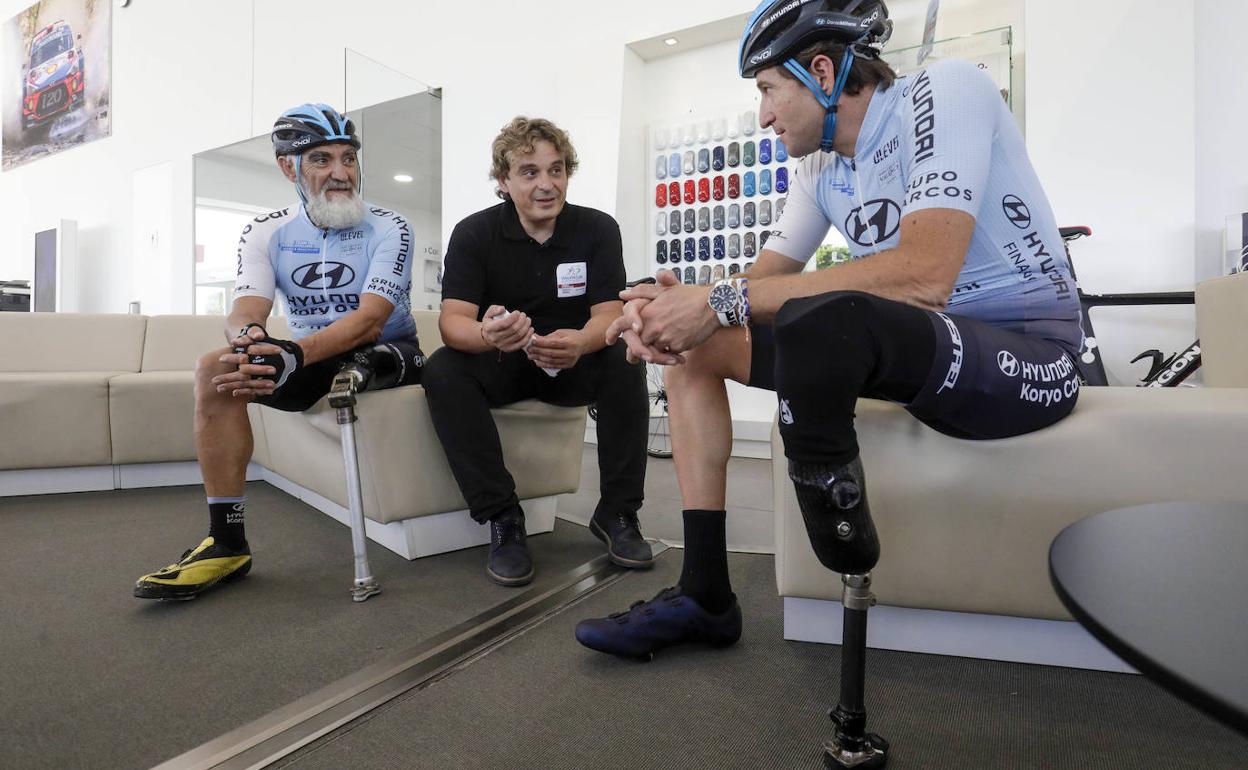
[
  {"x1": 207, "y1": 497, "x2": 247, "y2": 550},
  {"x1": 678, "y1": 509, "x2": 732, "y2": 613}
]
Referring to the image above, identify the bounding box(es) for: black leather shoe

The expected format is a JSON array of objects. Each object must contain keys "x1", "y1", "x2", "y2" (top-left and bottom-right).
[
  {"x1": 487, "y1": 510, "x2": 533, "y2": 586},
  {"x1": 590, "y1": 510, "x2": 654, "y2": 569}
]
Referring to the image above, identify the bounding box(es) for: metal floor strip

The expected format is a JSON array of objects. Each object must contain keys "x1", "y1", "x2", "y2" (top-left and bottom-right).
[{"x1": 151, "y1": 544, "x2": 668, "y2": 770}]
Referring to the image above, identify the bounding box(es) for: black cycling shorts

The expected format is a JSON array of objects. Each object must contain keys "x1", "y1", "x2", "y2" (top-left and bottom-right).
[
  {"x1": 256, "y1": 337, "x2": 424, "y2": 413},
  {"x1": 749, "y1": 291, "x2": 1080, "y2": 464}
]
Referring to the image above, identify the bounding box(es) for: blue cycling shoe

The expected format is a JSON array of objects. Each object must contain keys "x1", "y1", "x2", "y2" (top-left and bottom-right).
[{"x1": 574, "y1": 586, "x2": 742, "y2": 661}]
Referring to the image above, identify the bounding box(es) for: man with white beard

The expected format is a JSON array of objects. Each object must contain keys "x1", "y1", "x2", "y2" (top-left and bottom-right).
[{"x1": 134, "y1": 103, "x2": 424, "y2": 601}]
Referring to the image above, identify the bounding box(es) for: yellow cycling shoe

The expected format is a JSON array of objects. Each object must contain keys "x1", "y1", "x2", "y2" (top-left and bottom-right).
[{"x1": 133, "y1": 537, "x2": 252, "y2": 600}]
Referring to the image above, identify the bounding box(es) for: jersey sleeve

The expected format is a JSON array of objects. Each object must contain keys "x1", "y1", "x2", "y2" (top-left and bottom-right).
[
  {"x1": 439, "y1": 218, "x2": 486, "y2": 310},
  {"x1": 587, "y1": 212, "x2": 625, "y2": 305},
  {"x1": 362, "y1": 211, "x2": 412, "y2": 309},
  {"x1": 900, "y1": 59, "x2": 999, "y2": 219},
  {"x1": 765, "y1": 154, "x2": 831, "y2": 263},
  {"x1": 233, "y1": 217, "x2": 277, "y2": 301}
]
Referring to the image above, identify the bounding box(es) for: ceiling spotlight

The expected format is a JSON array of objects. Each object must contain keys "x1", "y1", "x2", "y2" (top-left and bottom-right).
[
  {"x1": 393, "y1": 174, "x2": 413, "y2": 183},
  {"x1": 663, "y1": 37, "x2": 678, "y2": 46}
]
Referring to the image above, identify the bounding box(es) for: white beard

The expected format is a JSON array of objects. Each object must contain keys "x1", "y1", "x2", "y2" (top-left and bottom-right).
[{"x1": 305, "y1": 187, "x2": 365, "y2": 230}]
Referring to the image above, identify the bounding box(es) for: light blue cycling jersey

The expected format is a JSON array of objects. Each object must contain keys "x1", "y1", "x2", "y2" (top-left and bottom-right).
[
  {"x1": 233, "y1": 203, "x2": 415, "y2": 342},
  {"x1": 767, "y1": 59, "x2": 1081, "y2": 353}
]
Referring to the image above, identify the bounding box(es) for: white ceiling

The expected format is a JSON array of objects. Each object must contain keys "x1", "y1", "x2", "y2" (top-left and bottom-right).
[{"x1": 202, "y1": 90, "x2": 442, "y2": 214}]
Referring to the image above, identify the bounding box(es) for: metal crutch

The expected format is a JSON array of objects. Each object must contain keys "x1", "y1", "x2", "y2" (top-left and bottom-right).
[{"x1": 328, "y1": 364, "x2": 381, "y2": 602}]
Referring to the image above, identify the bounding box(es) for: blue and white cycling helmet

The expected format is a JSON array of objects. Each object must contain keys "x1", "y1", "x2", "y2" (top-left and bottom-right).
[
  {"x1": 271, "y1": 103, "x2": 360, "y2": 156},
  {"x1": 739, "y1": 0, "x2": 892, "y2": 152}
]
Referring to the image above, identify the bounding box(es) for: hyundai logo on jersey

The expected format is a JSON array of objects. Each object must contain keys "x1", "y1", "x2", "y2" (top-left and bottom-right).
[{"x1": 293, "y1": 261, "x2": 356, "y2": 289}]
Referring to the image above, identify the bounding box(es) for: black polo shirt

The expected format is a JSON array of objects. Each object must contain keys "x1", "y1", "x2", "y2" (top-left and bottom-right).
[{"x1": 441, "y1": 200, "x2": 625, "y2": 335}]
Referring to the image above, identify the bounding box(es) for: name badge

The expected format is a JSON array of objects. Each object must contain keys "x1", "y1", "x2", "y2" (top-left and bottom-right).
[{"x1": 556, "y1": 262, "x2": 587, "y2": 298}]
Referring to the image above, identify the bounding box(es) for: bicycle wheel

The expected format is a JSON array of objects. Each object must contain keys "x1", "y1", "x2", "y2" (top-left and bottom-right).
[{"x1": 645, "y1": 362, "x2": 673, "y2": 459}]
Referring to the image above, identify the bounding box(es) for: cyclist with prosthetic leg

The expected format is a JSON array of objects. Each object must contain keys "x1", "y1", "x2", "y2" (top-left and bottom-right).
[
  {"x1": 134, "y1": 103, "x2": 423, "y2": 600},
  {"x1": 577, "y1": 0, "x2": 1082, "y2": 675}
]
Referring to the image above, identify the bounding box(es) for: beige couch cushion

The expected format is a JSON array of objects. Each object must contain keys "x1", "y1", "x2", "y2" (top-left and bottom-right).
[
  {"x1": 0, "y1": 373, "x2": 117, "y2": 469},
  {"x1": 258, "y1": 386, "x2": 586, "y2": 524},
  {"x1": 0, "y1": 313, "x2": 146, "y2": 373},
  {"x1": 141, "y1": 316, "x2": 232, "y2": 371},
  {"x1": 1197, "y1": 272, "x2": 1248, "y2": 387},
  {"x1": 774, "y1": 387, "x2": 1248, "y2": 621}
]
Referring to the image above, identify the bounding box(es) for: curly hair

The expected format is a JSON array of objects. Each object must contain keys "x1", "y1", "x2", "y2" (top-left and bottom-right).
[{"x1": 489, "y1": 116, "x2": 579, "y2": 200}]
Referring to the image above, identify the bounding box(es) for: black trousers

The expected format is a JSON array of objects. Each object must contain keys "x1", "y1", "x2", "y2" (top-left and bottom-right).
[
  {"x1": 751, "y1": 291, "x2": 1080, "y2": 466},
  {"x1": 422, "y1": 342, "x2": 648, "y2": 524}
]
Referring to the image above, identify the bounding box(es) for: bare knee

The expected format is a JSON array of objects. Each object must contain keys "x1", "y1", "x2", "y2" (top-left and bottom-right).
[
  {"x1": 195, "y1": 348, "x2": 238, "y2": 406},
  {"x1": 667, "y1": 329, "x2": 751, "y2": 392}
]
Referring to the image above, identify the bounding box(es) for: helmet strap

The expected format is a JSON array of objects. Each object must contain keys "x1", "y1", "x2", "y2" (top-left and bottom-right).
[
  {"x1": 293, "y1": 154, "x2": 310, "y2": 206},
  {"x1": 784, "y1": 46, "x2": 857, "y2": 153}
]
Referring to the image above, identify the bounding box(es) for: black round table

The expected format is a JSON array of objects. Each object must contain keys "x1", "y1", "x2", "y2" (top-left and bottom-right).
[{"x1": 1049, "y1": 502, "x2": 1248, "y2": 737}]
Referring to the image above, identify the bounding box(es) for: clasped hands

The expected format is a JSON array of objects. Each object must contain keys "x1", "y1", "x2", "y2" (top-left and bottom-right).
[
  {"x1": 213, "y1": 325, "x2": 288, "y2": 399},
  {"x1": 606, "y1": 271, "x2": 720, "y2": 365},
  {"x1": 480, "y1": 305, "x2": 586, "y2": 370}
]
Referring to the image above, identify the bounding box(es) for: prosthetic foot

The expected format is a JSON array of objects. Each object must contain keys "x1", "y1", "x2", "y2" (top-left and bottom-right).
[
  {"x1": 329, "y1": 363, "x2": 381, "y2": 602},
  {"x1": 788, "y1": 456, "x2": 888, "y2": 769}
]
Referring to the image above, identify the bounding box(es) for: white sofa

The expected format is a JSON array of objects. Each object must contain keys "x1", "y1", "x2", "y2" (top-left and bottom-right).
[
  {"x1": 0, "y1": 310, "x2": 587, "y2": 558},
  {"x1": 772, "y1": 272, "x2": 1248, "y2": 670}
]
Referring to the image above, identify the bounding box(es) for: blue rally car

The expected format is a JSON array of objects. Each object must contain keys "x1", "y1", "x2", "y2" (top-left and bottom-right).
[{"x1": 22, "y1": 21, "x2": 85, "y2": 131}]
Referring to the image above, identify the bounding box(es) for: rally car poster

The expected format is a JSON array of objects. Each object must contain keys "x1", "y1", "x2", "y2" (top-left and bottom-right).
[{"x1": 1, "y1": 0, "x2": 111, "y2": 171}]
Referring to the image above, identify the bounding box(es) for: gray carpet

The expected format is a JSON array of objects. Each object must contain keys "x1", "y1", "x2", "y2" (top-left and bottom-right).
[
  {"x1": 274, "y1": 552, "x2": 1248, "y2": 770},
  {"x1": 0, "y1": 482, "x2": 605, "y2": 770}
]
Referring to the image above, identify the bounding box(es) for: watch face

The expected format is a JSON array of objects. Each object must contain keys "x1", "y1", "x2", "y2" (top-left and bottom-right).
[
  {"x1": 708, "y1": 282, "x2": 736, "y2": 311},
  {"x1": 712, "y1": 175, "x2": 724, "y2": 201},
  {"x1": 712, "y1": 145, "x2": 725, "y2": 171},
  {"x1": 759, "y1": 138, "x2": 772, "y2": 165},
  {"x1": 697, "y1": 148, "x2": 710, "y2": 174}
]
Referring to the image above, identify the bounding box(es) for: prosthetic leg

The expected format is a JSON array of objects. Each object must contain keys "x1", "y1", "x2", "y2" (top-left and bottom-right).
[
  {"x1": 789, "y1": 456, "x2": 888, "y2": 769},
  {"x1": 326, "y1": 343, "x2": 412, "y2": 603}
]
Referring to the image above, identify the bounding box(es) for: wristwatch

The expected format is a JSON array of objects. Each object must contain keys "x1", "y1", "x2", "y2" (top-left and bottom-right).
[{"x1": 708, "y1": 280, "x2": 741, "y2": 328}]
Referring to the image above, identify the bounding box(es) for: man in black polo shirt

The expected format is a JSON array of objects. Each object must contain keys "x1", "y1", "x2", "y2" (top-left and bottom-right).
[{"x1": 422, "y1": 116, "x2": 653, "y2": 586}]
